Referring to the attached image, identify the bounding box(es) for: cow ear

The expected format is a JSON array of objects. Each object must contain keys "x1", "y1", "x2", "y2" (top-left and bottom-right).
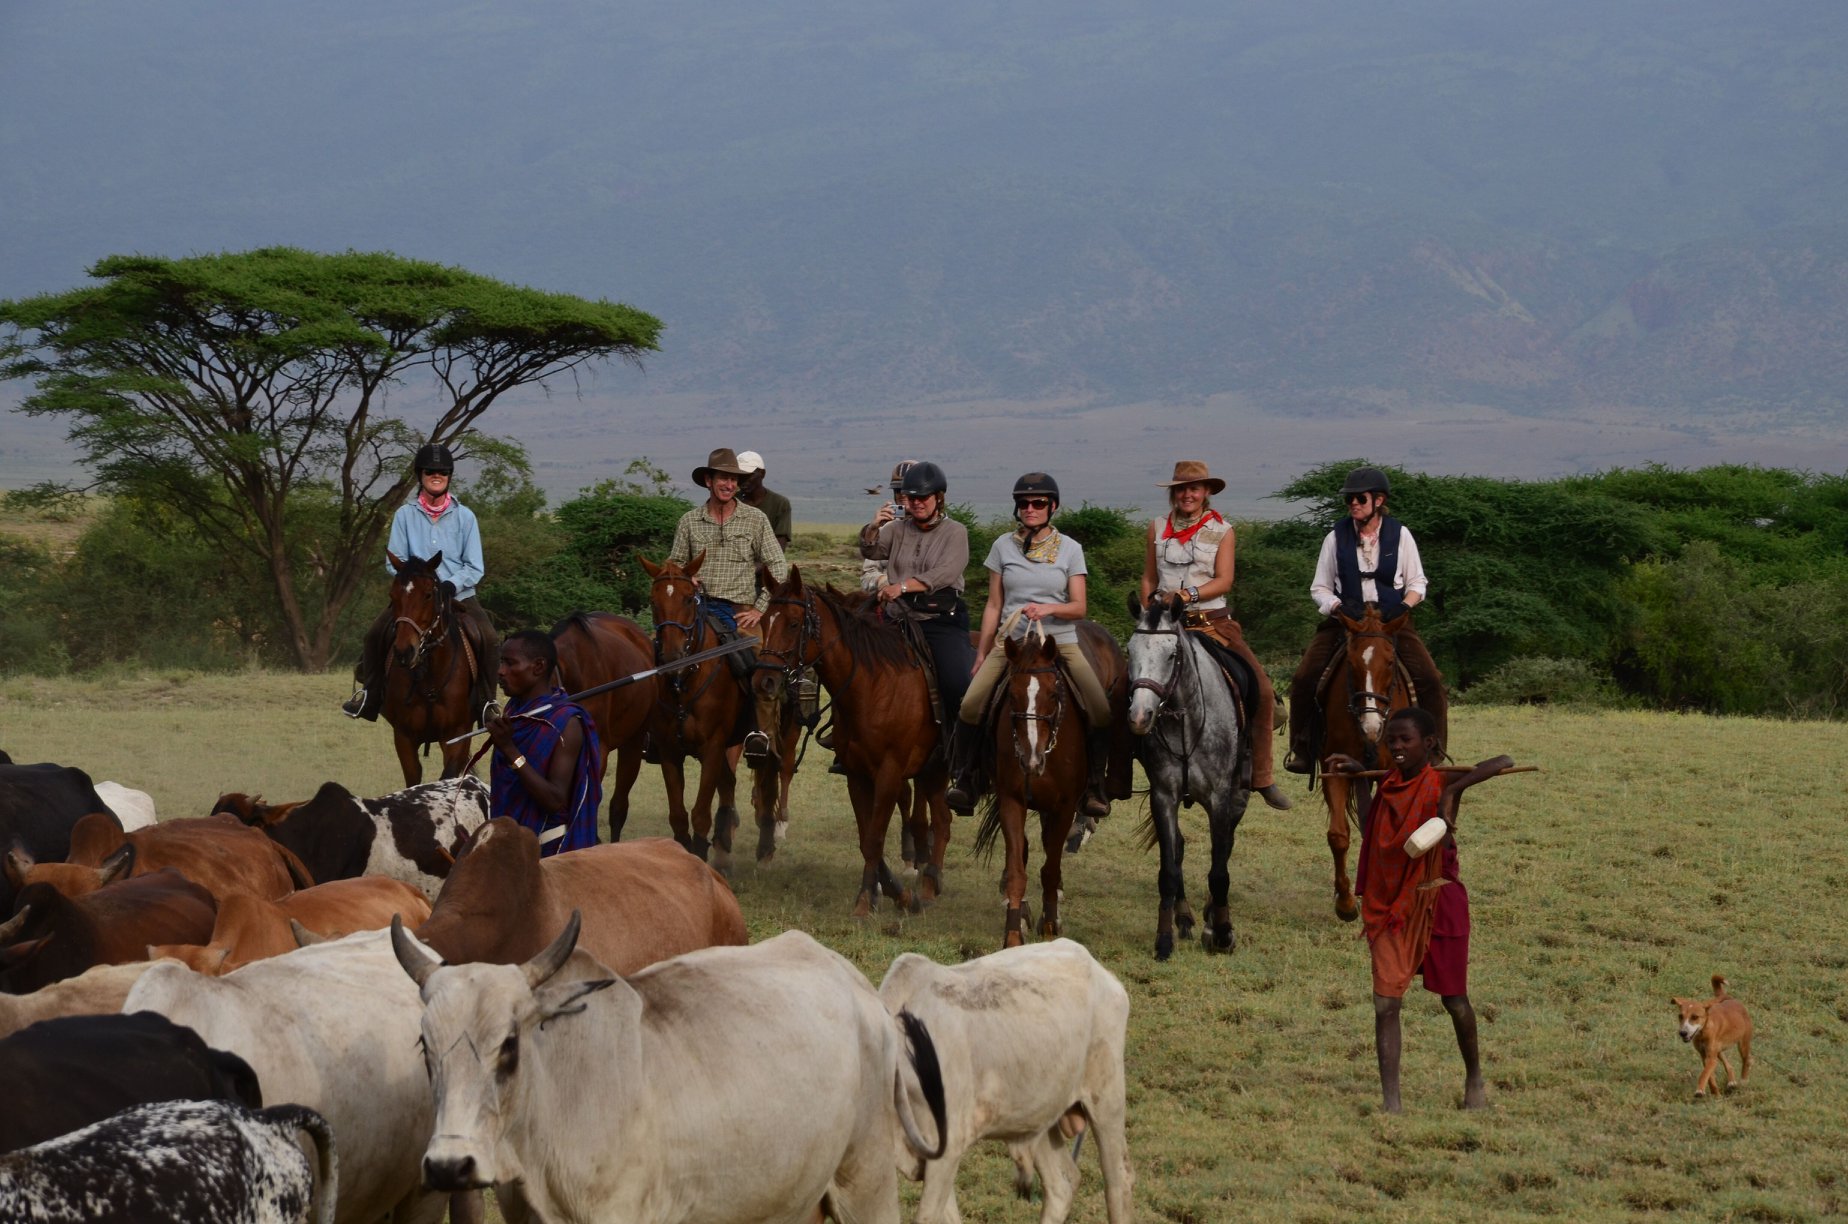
[
  {"x1": 536, "y1": 977, "x2": 616, "y2": 1027},
  {"x1": 3, "y1": 846, "x2": 31, "y2": 890},
  {"x1": 99, "y1": 846, "x2": 134, "y2": 886}
]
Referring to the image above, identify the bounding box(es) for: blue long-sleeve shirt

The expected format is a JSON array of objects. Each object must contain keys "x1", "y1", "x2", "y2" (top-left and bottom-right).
[{"x1": 386, "y1": 499, "x2": 484, "y2": 601}]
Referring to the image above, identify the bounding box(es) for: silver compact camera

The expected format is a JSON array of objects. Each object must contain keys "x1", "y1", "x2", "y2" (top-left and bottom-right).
[{"x1": 887, "y1": 501, "x2": 907, "y2": 520}]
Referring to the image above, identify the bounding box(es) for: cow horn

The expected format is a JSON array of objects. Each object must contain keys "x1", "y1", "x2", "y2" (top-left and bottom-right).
[
  {"x1": 3, "y1": 847, "x2": 31, "y2": 889},
  {"x1": 389, "y1": 914, "x2": 440, "y2": 989},
  {"x1": 523, "y1": 910, "x2": 582, "y2": 989},
  {"x1": 0, "y1": 904, "x2": 32, "y2": 945},
  {"x1": 290, "y1": 919, "x2": 329, "y2": 948}
]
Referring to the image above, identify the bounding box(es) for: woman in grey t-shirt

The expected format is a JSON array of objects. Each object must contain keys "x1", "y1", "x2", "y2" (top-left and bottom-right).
[{"x1": 946, "y1": 473, "x2": 1115, "y2": 819}]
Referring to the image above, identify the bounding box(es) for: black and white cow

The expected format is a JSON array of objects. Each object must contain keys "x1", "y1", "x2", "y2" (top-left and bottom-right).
[
  {"x1": 213, "y1": 777, "x2": 488, "y2": 901},
  {"x1": 0, "y1": 1099, "x2": 334, "y2": 1224},
  {"x1": 0, "y1": 761, "x2": 116, "y2": 914},
  {"x1": 0, "y1": 1011, "x2": 262, "y2": 1154}
]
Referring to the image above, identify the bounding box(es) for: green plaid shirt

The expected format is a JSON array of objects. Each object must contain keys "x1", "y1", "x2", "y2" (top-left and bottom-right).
[{"x1": 667, "y1": 501, "x2": 788, "y2": 611}]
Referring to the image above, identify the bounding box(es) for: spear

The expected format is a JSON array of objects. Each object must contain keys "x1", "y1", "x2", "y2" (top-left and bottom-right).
[
  {"x1": 1337, "y1": 765, "x2": 1540, "y2": 780},
  {"x1": 442, "y1": 635, "x2": 759, "y2": 745}
]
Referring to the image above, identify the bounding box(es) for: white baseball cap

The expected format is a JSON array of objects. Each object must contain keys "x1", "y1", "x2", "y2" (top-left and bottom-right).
[{"x1": 736, "y1": 450, "x2": 766, "y2": 474}]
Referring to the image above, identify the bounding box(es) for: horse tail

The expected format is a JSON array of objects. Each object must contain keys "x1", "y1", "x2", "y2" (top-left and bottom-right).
[
  {"x1": 1133, "y1": 808, "x2": 1160, "y2": 852},
  {"x1": 972, "y1": 791, "x2": 1003, "y2": 862}
]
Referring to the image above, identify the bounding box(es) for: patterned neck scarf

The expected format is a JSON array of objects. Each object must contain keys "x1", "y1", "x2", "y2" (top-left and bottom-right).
[
  {"x1": 1013, "y1": 524, "x2": 1061, "y2": 564},
  {"x1": 1161, "y1": 508, "x2": 1222, "y2": 545},
  {"x1": 418, "y1": 491, "x2": 452, "y2": 522}
]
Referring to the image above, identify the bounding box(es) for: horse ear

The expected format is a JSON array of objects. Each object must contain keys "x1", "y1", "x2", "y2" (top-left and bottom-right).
[
  {"x1": 1382, "y1": 608, "x2": 1411, "y2": 634},
  {"x1": 756, "y1": 563, "x2": 777, "y2": 593},
  {"x1": 686, "y1": 550, "x2": 707, "y2": 579},
  {"x1": 426, "y1": 550, "x2": 444, "y2": 572},
  {"x1": 637, "y1": 552, "x2": 662, "y2": 578},
  {"x1": 388, "y1": 551, "x2": 406, "y2": 573},
  {"x1": 1126, "y1": 589, "x2": 1143, "y2": 620}
]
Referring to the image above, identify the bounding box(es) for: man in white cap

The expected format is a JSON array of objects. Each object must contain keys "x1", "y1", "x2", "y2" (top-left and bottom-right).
[{"x1": 736, "y1": 450, "x2": 793, "y2": 550}]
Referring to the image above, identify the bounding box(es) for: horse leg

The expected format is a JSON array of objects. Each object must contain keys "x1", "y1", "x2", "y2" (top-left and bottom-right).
[
  {"x1": 607, "y1": 743, "x2": 642, "y2": 843},
  {"x1": 438, "y1": 734, "x2": 471, "y2": 780},
  {"x1": 1038, "y1": 803, "x2": 1070, "y2": 941},
  {"x1": 919, "y1": 782, "x2": 954, "y2": 906},
  {"x1": 775, "y1": 711, "x2": 799, "y2": 846},
  {"x1": 1201, "y1": 793, "x2": 1240, "y2": 954},
  {"x1": 690, "y1": 744, "x2": 730, "y2": 873},
  {"x1": 659, "y1": 755, "x2": 693, "y2": 852},
  {"x1": 871, "y1": 771, "x2": 917, "y2": 914},
  {"x1": 393, "y1": 729, "x2": 423, "y2": 787},
  {"x1": 1326, "y1": 775, "x2": 1359, "y2": 922},
  {"x1": 1149, "y1": 788, "x2": 1185, "y2": 961},
  {"x1": 897, "y1": 781, "x2": 919, "y2": 870},
  {"x1": 999, "y1": 791, "x2": 1030, "y2": 950},
  {"x1": 845, "y1": 771, "x2": 881, "y2": 918}
]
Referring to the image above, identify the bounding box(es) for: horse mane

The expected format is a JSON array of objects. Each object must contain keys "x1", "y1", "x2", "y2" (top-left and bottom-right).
[
  {"x1": 813, "y1": 585, "x2": 918, "y2": 671},
  {"x1": 549, "y1": 610, "x2": 601, "y2": 638}
]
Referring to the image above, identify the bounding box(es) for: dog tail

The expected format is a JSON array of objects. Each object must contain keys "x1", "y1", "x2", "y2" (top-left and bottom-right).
[{"x1": 1712, "y1": 973, "x2": 1729, "y2": 1000}]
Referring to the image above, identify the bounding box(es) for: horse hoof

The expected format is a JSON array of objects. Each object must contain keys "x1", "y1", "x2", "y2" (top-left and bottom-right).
[
  {"x1": 773, "y1": 820, "x2": 789, "y2": 844},
  {"x1": 907, "y1": 889, "x2": 924, "y2": 916},
  {"x1": 1039, "y1": 916, "x2": 1061, "y2": 939},
  {"x1": 1201, "y1": 928, "x2": 1236, "y2": 955},
  {"x1": 1154, "y1": 933, "x2": 1174, "y2": 962},
  {"x1": 1335, "y1": 897, "x2": 1359, "y2": 923},
  {"x1": 852, "y1": 891, "x2": 875, "y2": 919}
]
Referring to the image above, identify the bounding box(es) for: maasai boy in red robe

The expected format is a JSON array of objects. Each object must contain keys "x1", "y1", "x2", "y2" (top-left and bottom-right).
[
  {"x1": 1328, "y1": 707, "x2": 1512, "y2": 1113},
  {"x1": 485, "y1": 630, "x2": 603, "y2": 856}
]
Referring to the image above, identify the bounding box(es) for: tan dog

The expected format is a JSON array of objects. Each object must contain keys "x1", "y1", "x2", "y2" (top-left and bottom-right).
[{"x1": 1672, "y1": 974, "x2": 1753, "y2": 1097}]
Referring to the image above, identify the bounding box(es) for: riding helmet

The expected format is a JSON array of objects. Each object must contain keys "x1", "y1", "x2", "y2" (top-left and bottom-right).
[
  {"x1": 900, "y1": 461, "x2": 948, "y2": 500},
  {"x1": 888, "y1": 459, "x2": 918, "y2": 491},
  {"x1": 1012, "y1": 471, "x2": 1060, "y2": 510},
  {"x1": 1340, "y1": 465, "x2": 1390, "y2": 497},
  {"x1": 414, "y1": 442, "x2": 456, "y2": 475}
]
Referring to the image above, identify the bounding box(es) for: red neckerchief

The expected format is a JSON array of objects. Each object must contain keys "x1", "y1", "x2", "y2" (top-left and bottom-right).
[
  {"x1": 418, "y1": 491, "x2": 452, "y2": 522},
  {"x1": 1161, "y1": 508, "x2": 1223, "y2": 546}
]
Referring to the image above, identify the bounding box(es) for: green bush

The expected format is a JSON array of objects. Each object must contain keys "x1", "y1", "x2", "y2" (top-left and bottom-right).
[
  {"x1": 1457, "y1": 656, "x2": 1629, "y2": 709},
  {"x1": 0, "y1": 537, "x2": 66, "y2": 674}
]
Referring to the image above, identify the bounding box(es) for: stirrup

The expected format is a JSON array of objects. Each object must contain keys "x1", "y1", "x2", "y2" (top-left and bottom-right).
[
  {"x1": 741, "y1": 730, "x2": 773, "y2": 766},
  {"x1": 340, "y1": 687, "x2": 367, "y2": 719},
  {"x1": 1282, "y1": 750, "x2": 1312, "y2": 775}
]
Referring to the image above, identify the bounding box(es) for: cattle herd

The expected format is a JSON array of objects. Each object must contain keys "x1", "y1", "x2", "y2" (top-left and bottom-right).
[{"x1": 0, "y1": 750, "x2": 1133, "y2": 1223}]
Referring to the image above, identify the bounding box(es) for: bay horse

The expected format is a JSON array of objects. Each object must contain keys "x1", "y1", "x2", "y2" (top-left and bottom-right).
[
  {"x1": 972, "y1": 622, "x2": 1128, "y2": 949},
  {"x1": 740, "y1": 645, "x2": 811, "y2": 865},
  {"x1": 1315, "y1": 602, "x2": 1413, "y2": 922},
  {"x1": 550, "y1": 611, "x2": 658, "y2": 842},
  {"x1": 1125, "y1": 592, "x2": 1250, "y2": 961},
  {"x1": 639, "y1": 553, "x2": 759, "y2": 876},
  {"x1": 753, "y1": 566, "x2": 953, "y2": 915},
  {"x1": 380, "y1": 551, "x2": 494, "y2": 786}
]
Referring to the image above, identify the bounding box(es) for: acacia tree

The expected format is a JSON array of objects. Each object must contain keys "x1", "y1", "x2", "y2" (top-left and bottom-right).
[{"x1": 0, "y1": 248, "x2": 660, "y2": 670}]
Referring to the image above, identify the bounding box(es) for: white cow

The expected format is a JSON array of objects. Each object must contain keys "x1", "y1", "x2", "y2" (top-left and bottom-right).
[
  {"x1": 95, "y1": 781, "x2": 157, "y2": 831},
  {"x1": 878, "y1": 940, "x2": 1133, "y2": 1223},
  {"x1": 391, "y1": 919, "x2": 948, "y2": 1224},
  {"x1": 124, "y1": 931, "x2": 450, "y2": 1224},
  {"x1": 0, "y1": 960, "x2": 164, "y2": 1039}
]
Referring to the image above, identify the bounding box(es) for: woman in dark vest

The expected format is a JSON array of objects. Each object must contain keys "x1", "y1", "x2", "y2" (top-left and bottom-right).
[{"x1": 1283, "y1": 466, "x2": 1448, "y2": 772}]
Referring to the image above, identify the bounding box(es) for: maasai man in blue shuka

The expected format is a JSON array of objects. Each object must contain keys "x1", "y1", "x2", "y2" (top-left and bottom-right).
[{"x1": 484, "y1": 630, "x2": 603, "y2": 856}]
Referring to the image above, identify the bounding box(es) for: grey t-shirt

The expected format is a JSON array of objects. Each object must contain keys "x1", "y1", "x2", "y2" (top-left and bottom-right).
[{"x1": 984, "y1": 532, "x2": 1088, "y2": 642}]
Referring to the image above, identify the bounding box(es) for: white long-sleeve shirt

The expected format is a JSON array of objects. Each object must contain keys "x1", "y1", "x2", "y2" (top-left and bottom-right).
[{"x1": 1309, "y1": 526, "x2": 1427, "y2": 617}]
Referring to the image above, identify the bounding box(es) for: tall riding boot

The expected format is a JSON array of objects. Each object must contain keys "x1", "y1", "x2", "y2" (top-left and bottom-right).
[
  {"x1": 1082, "y1": 728, "x2": 1111, "y2": 820},
  {"x1": 945, "y1": 722, "x2": 983, "y2": 816}
]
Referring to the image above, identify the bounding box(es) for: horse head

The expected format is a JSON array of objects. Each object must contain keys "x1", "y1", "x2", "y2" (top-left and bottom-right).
[
  {"x1": 751, "y1": 563, "x2": 815, "y2": 719},
  {"x1": 1125, "y1": 591, "x2": 1186, "y2": 736},
  {"x1": 387, "y1": 551, "x2": 447, "y2": 667},
  {"x1": 642, "y1": 552, "x2": 707, "y2": 664},
  {"x1": 1003, "y1": 624, "x2": 1064, "y2": 776},
  {"x1": 1335, "y1": 602, "x2": 1405, "y2": 743}
]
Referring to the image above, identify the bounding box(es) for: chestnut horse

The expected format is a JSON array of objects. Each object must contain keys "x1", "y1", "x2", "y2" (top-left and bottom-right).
[
  {"x1": 550, "y1": 611, "x2": 658, "y2": 842},
  {"x1": 639, "y1": 553, "x2": 758, "y2": 875},
  {"x1": 380, "y1": 551, "x2": 494, "y2": 785},
  {"x1": 972, "y1": 623, "x2": 1128, "y2": 949},
  {"x1": 753, "y1": 566, "x2": 953, "y2": 915},
  {"x1": 1315, "y1": 602, "x2": 1413, "y2": 921}
]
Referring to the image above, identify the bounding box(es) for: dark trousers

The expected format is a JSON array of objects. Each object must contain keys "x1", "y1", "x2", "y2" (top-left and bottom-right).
[
  {"x1": 1288, "y1": 617, "x2": 1449, "y2": 756},
  {"x1": 916, "y1": 607, "x2": 974, "y2": 718},
  {"x1": 353, "y1": 596, "x2": 497, "y2": 720}
]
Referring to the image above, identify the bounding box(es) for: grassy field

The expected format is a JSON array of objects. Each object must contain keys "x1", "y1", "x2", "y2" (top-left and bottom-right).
[{"x1": 2, "y1": 672, "x2": 1845, "y2": 1222}]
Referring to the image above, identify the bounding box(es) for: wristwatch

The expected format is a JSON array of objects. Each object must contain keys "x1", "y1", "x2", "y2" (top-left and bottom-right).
[{"x1": 1187, "y1": 585, "x2": 1199, "y2": 603}]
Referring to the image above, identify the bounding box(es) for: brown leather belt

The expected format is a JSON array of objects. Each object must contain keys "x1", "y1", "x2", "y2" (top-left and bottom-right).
[{"x1": 1182, "y1": 607, "x2": 1231, "y2": 628}]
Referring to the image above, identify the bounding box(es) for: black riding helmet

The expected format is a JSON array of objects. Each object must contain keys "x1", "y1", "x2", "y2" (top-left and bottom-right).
[
  {"x1": 1012, "y1": 471, "x2": 1060, "y2": 521},
  {"x1": 900, "y1": 461, "x2": 948, "y2": 500},
  {"x1": 414, "y1": 442, "x2": 456, "y2": 475},
  {"x1": 1340, "y1": 465, "x2": 1390, "y2": 497}
]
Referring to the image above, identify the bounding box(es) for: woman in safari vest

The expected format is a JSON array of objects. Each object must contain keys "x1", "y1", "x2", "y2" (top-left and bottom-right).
[{"x1": 1138, "y1": 460, "x2": 1291, "y2": 811}]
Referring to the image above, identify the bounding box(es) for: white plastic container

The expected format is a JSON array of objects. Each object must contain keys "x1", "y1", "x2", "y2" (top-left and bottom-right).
[{"x1": 1405, "y1": 816, "x2": 1449, "y2": 859}]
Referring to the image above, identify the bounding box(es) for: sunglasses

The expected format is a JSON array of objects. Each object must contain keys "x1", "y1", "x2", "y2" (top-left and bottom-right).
[
  {"x1": 901, "y1": 492, "x2": 936, "y2": 503},
  {"x1": 1016, "y1": 498, "x2": 1052, "y2": 511},
  {"x1": 1344, "y1": 492, "x2": 1375, "y2": 504}
]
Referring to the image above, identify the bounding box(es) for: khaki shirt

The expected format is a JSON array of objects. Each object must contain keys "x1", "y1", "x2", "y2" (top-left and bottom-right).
[
  {"x1": 859, "y1": 516, "x2": 968, "y2": 622},
  {"x1": 668, "y1": 501, "x2": 788, "y2": 611}
]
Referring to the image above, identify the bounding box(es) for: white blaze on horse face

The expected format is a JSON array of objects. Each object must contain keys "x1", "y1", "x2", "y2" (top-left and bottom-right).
[
  {"x1": 1359, "y1": 644, "x2": 1386, "y2": 739},
  {"x1": 401, "y1": 581, "x2": 413, "y2": 594},
  {"x1": 1025, "y1": 673, "x2": 1044, "y2": 770},
  {"x1": 664, "y1": 583, "x2": 675, "y2": 599}
]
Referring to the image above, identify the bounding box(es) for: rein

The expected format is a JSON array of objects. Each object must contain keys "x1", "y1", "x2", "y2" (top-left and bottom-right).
[
  {"x1": 1006, "y1": 658, "x2": 1068, "y2": 808},
  {"x1": 1130, "y1": 621, "x2": 1198, "y2": 805},
  {"x1": 1341, "y1": 623, "x2": 1403, "y2": 768},
  {"x1": 650, "y1": 580, "x2": 728, "y2": 728},
  {"x1": 390, "y1": 577, "x2": 465, "y2": 704}
]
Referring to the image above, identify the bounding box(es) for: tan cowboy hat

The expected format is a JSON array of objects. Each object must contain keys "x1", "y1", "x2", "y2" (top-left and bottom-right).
[
  {"x1": 1156, "y1": 460, "x2": 1227, "y2": 495},
  {"x1": 692, "y1": 447, "x2": 751, "y2": 488}
]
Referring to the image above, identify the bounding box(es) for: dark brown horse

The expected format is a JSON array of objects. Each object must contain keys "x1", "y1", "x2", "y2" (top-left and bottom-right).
[
  {"x1": 639, "y1": 553, "x2": 758, "y2": 875},
  {"x1": 1316, "y1": 602, "x2": 1413, "y2": 921},
  {"x1": 550, "y1": 611, "x2": 658, "y2": 842},
  {"x1": 973, "y1": 623, "x2": 1128, "y2": 949},
  {"x1": 380, "y1": 551, "x2": 493, "y2": 785},
  {"x1": 740, "y1": 663, "x2": 808, "y2": 865},
  {"x1": 753, "y1": 566, "x2": 952, "y2": 916}
]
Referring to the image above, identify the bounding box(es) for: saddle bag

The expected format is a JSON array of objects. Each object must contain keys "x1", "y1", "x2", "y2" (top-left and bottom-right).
[{"x1": 900, "y1": 589, "x2": 964, "y2": 619}]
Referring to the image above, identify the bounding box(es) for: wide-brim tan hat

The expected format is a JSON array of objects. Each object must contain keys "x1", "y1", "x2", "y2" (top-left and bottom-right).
[
  {"x1": 692, "y1": 447, "x2": 751, "y2": 488},
  {"x1": 1156, "y1": 460, "x2": 1227, "y2": 495}
]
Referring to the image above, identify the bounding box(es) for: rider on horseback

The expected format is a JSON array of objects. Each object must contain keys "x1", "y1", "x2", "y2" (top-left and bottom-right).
[
  {"x1": 1281, "y1": 465, "x2": 1448, "y2": 772},
  {"x1": 1139, "y1": 460, "x2": 1292, "y2": 811},
  {"x1": 342, "y1": 442, "x2": 497, "y2": 721},
  {"x1": 667, "y1": 447, "x2": 790, "y2": 640},
  {"x1": 948, "y1": 472, "x2": 1116, "y2": 819},
  {"x1": 860, "y1": 459, "x2": 974, "y2": 776}
]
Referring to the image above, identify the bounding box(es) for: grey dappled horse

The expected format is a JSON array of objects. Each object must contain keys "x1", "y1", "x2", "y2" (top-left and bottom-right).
[{"x1": 1125, "y1": 592, "x2": 1252, "y2": 961}]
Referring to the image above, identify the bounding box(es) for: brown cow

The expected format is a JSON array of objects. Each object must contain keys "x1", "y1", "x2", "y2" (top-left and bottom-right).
[
  {"x1": 417, "y1": 820, "x2": 747, "y2": 973},
  {"x1": 0, "y1": 870, "x2": 217, "y2": 993},
  {"x1": 11, "y1": 812, "x2": 313, "y2": 904},
  {"x1": 150, "y1": 877, "x2": 433, "y2": 975}
]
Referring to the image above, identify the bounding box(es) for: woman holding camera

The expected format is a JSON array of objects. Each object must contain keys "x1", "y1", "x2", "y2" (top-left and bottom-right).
[{"x1": 859, "y1": 458, "x2": 974, "y2": 729}]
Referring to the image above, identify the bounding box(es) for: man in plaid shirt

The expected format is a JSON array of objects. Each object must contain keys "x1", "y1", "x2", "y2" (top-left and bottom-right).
[{"x1": 668, "y1": 448, "x2": 789, "y2": 634}]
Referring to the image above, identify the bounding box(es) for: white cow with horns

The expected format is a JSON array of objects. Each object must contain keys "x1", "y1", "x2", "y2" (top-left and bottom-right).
[{"x1": 391, "y1": 915, "x2": 948, "y2": 1224}]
